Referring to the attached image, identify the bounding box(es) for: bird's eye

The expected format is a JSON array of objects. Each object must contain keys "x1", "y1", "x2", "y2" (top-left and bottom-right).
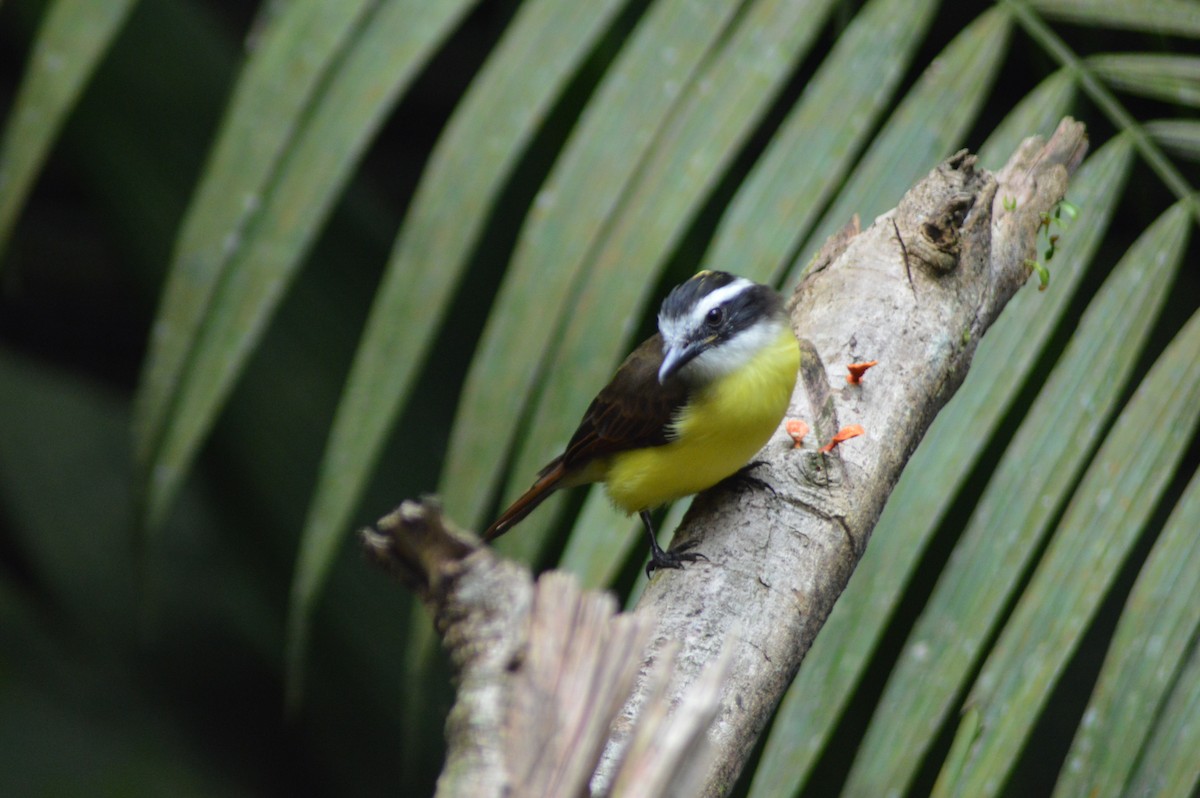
[{"x1": 705, "y1": 306, "x2": 724, "y2": 327}]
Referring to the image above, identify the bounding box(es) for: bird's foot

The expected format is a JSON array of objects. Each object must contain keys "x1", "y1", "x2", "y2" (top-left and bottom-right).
[
  {"x1": 719, "y1": 460, "x2": 777, "y2": 497},
  {"x1": 645, "y1": 538, "x2": 708, "y2": 579}
]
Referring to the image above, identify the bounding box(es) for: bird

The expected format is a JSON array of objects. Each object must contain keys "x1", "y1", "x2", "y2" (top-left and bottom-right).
[{"x1": 483, "y1": 270, "x2": 800, "y2": 576}]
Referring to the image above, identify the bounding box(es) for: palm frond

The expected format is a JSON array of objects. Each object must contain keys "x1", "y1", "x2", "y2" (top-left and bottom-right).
[
  {"x1": 0, "y1": 0, "x2": 137, "y2": 257},
  {"x1": 1, "y1": 0, "x2": 1198, "y2": 793}
]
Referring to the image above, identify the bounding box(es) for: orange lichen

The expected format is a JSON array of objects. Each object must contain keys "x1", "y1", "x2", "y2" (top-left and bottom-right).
[
  {"x1": 786, "y1": 419, "x2": 809, "y2": 448},
  {"x1": 846, "y1": 361, "x2": 878, "y2": 385},
  {"x1": 819, "y1": 424, "x2": 865, "y2": 454}
]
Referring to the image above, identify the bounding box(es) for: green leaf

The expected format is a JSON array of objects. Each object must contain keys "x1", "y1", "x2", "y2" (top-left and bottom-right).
[
  {"x1": 47, "y1": 0, "x2": 237, "y2": 273},
  {"x1": 701, "y1": 0, "x2": 941, "y2": 280},
  {"x1": 1053, "y1": 467, "x2": 1200, "y2": 797},
  {"x1": 132, "y1": 0, "x2": 374, "y2": 522},
  {"x1": 1088, "y1": 53, "x2": 1200, "y2": 108},
  {"x1": 0, "y1": 344, "x2": 277, "y2": 662},
  {"x1": 933, "y1": 707, "x2": 983, "y2": 798},
  {"x1": 976, "y1": 69, "x2": 1077, "y2": 170},
  {"x1": 0, "y1": 600, "x2": 234, "y2": 797},
  {"x1": 751, "y1": 134, "x2": 1131, "y2": 798},
  {"x1": 785, "y1": 6, "x2": 1013, "y2": 286},
  {"x1": 1033, "y1": 0, "x2": 1200, "y2": 37},
  {"x1": 1008, "y1": 1, "x2": 1200, "y2": 214},
  {"x1": 0, "y1": 0, "x2": 138, "y2": 259},
  {"x1": 496, "y1": 0, "x2": 844, "y2": 564},
  {"x1": 936, "y1": 206, "x2": 1197, "y2": 798},
  {"x1": 0, "y1": 349, "x2": 138, "y2": 638},
  {"x1": 851, "y1": 200, "x2": 1189, "y2": 798},
  {"x1": 287, "y1": 0, "x2": 633, "y2": 701},
  {"x1": 1123, "y1": 635, "x2": 1200, "y2": 797},
  {"x1": 134, "y1": 0, "x2": 470, "y2": 531},
  {"x1": 1146, "y1": 118, "x2": 1200, "y2": 162}
]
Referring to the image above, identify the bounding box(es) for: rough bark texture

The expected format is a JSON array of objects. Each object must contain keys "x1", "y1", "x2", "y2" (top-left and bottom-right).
[
  {"x1": 364, "y1": 120, "x2": 1088, "y2": 798},
  {"x1": 362, "y1": 499, "x2": 731, "y2": 798}
]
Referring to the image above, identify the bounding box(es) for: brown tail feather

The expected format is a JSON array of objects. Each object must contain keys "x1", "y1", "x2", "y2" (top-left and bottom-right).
[{"x1": 483, "y1": 458, "x2": 567, "y2": 541}]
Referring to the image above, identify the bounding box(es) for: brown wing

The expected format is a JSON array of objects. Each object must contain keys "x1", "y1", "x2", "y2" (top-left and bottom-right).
[
  {"x1": 483, "y1": 334, "x2": 685, "y2": 542},
  {"x1": 558, "y1": 332, "x2": 688, "y2": 470}
]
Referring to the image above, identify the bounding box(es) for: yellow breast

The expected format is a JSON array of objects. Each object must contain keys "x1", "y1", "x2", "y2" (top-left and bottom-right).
[{"x1": 602, "y1": 328, "x2": 799, "y2": 513}]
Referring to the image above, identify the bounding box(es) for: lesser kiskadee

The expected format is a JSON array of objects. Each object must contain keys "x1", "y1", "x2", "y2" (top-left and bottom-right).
[{"x1": 484, "y1": 270, "x2": 800, "y2": 575}]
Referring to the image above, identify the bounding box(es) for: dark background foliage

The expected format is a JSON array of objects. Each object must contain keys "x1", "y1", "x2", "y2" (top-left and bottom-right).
[{"x1": 1, "y1": 0, "x2": 1197, "y2": 795}]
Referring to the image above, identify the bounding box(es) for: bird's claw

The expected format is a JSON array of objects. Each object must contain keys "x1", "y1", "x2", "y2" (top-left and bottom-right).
[
  {"x1": 720, "y1": 460, "x2": 777, "y2": 497},
  {"x1": 645, "y1": 541, "x2": 709, "y2": 578}
]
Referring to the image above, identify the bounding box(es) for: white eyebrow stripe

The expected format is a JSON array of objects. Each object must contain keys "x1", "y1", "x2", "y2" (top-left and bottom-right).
[{"x1": 691, "y1": 278, "x2": 754, "y2": 326}]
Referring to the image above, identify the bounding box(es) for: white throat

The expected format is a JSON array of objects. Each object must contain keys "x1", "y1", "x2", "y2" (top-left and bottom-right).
[{"x1": 680, "y1": 316, "x2": 785, "y2": 383}]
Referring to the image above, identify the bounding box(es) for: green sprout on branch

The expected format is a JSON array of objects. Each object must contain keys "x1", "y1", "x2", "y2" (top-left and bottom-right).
[{"x1": 1025, "y1": 199, "x2": 1077, "y2": 291}]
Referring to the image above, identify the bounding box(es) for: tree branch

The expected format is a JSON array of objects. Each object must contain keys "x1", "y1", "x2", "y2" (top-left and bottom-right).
[
  {"x1": 363, "y1": 119, "x2": 1088, "y2": 798},
  {"x1": 362, "y1": 499, "x2": 731, "y2": 797}
]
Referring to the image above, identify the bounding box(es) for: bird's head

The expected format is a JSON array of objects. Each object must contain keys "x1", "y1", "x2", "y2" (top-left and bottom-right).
[{"x1": 656, "y1": 270, "x2": 788, "y2": 385}]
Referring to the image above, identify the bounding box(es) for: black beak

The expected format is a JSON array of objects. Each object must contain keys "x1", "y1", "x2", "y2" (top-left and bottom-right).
[{"x1": 658, "y1": 338, "x2": 709, "y2": 383}]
